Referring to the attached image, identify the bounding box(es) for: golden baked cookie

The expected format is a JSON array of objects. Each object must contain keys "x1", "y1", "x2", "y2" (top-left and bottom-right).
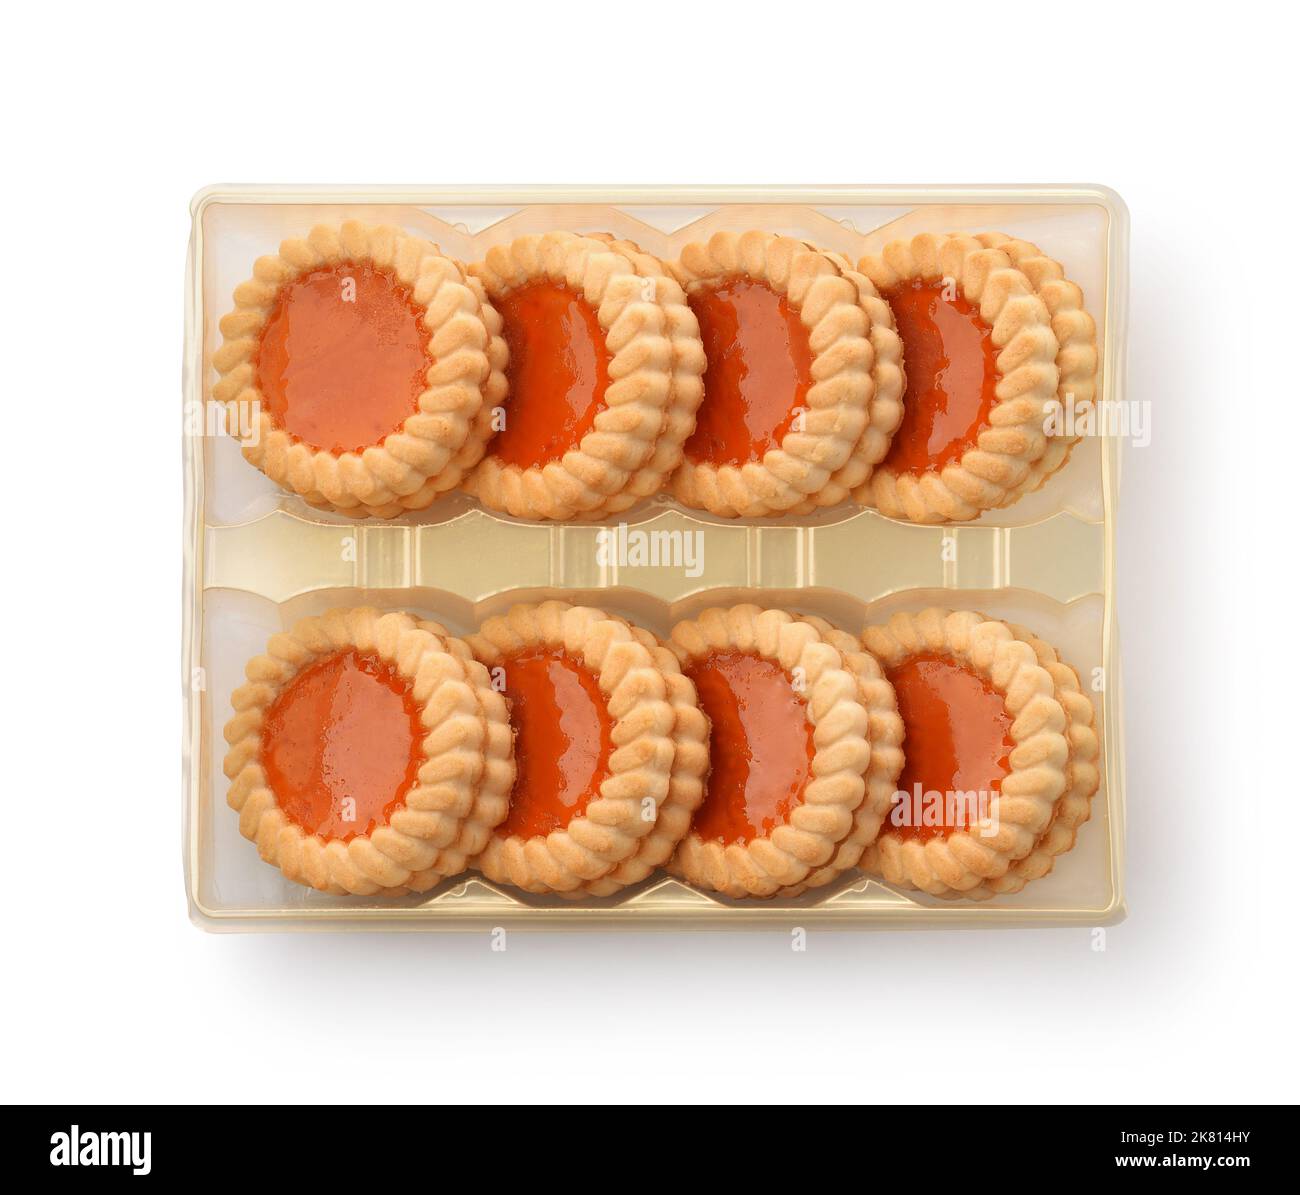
[
  {"x1": 933, "y1": 621, "x2": 1100, "y2": 900},
  {"x1": 781, "y1": 615, "x2": 905, "y2": 896},
  {"x1": 211, "y1": 220, "x2": 506, "y2": 518},
  {"x1": 573, "y1": 620, "x2": 710, "y2": 898},
  {"x1": 974, "y1": 232, "x2": 1099, "y2": 493},
  {"x1": 583, "y1": 234, "x2": 707, "y2": 515},
  {"x1": 859, "y1": 609, "x2": 1070, "y2": 896},
  {"x1": 465, "y1": 601, "x2": 680, "y2": 894},
  {"x1": 222, "y1": 608, "x2": 511, "y2": 895},
  {"x1": 668, "y1": 231, "x2": 902, "y2": 518},
  {"x1": 854, "y1": 233, "x2": 1061, "y2": 522},
  {"x1": 667, "y1": 605, "x2": 874, "y2": 898},
  {"x1": 413, "y1": 614, "x2": 517, "y2": 855},
  {"x1": 464, "y1": 233, "x2": 702, "y2": 521}
]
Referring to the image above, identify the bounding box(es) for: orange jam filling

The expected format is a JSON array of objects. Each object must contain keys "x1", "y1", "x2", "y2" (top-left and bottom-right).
[
  {"x1": 882, "y1": 278, "x2": 1000, "y2": 475},
  {"x1": 884, "y1": 653, "x2": 1013, "y2": 841},
  {"x1": 491, "y1": 281, "x2": 612, "y2": 469},
  {"x1": 255, "y1": 262, "x2": 431, "y2": 455},
  {"x1": 685, "y1": 278, "x2": 813, "y2": 467},
  {"x1": 498, "y1": 648, "x2": 614, "y2": 839},
  {"x1": 260, "y1": 650, "x2": 425, "y2": 842},
  {"x1": 684, "y1": 651, "x2": 814, "y2": 846}
]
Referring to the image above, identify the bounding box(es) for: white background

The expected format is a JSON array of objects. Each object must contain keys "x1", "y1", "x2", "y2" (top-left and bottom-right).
[{"x1": 3, "y1": 0, "x2": 1292, "y2": 1105}]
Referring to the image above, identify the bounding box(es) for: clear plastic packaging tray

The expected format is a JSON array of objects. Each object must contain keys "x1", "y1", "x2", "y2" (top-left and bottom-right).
[{"x1": 183, "y1": 185, "x2": 1127, "y2": 930}]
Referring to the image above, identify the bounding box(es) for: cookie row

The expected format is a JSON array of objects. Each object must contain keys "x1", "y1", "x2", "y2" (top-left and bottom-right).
[
  {"x1": 212, "y1": 222, "x2": 1096, "y2": 524},
  {"x1": 223, "y1": 602, "x2": 1099, "y2": 901}
]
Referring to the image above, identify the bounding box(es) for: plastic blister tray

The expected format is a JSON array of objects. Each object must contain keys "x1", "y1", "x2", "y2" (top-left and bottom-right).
[{"x1": 183, "y1": 185, "x2": 1127, "y2": 930}]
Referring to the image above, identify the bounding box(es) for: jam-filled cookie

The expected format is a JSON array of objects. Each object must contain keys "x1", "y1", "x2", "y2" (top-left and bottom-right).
[
  {"x1": 464, "y1": 233, "x2": 703, "y2": 521},
  {"x1": 940, "y1": 621, "x2": 1100, "y2": 899},
  {"x1": 780, "y1": 615, "x2": 905, "y2": 896},
  {"x1": 854, "y1": 233, "x2": 1061, "y2": 523},
  {"x1": 974, "y1": 232, "x2": 1099, "y2": 494},
  {"x1": 222, "y1": 608, "x2": 512, "y2": 895},
  {"x1": 211, "y1": 221, "x2": 506, "y2": 518},
  {"x1": 574, "y1": 620, "x2": 710, "y2": 898},
  {"x1": 414, "y1": 614, "x2": 518, "y2": 851},
  {"x1": 859, "y1": 609, "x2": 1071, "y2": 896},
  {"x1": 465, "y1": 601, "x2": 680, "y2": 894},
  {"x1": 668, "y1": 231, "x2": 903, "y2": 518},
  {"x1": 667, "y1": 605, "x2": 874, "y2": 898},
  {"x1": 580, "y1": 234, "x2": 707, "y2": 515}
]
